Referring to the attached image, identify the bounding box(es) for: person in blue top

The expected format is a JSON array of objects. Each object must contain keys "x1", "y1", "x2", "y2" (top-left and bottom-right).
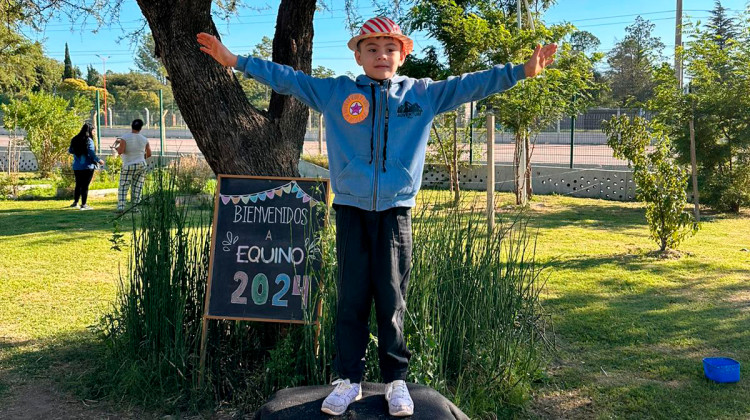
[
  {"x1": 197, "y1": 16, "x2": 556, "y2": 417},
  {"x1": 68, "y1": 123, "x2": 104, "y2": 210}
]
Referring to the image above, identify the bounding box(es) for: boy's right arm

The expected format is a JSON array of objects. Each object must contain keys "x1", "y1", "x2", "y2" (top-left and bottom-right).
[{"x1": 197, "y1": 33, "x2": 336, "y2": 113}]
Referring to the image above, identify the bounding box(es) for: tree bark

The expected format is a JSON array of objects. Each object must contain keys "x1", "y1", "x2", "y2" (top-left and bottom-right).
[
  {"x1": 136, "y1": 0, "x2": 316, "y2": 177},
  {"x1": 514, "y1": 131, "x2": 528, "y2": 205}
]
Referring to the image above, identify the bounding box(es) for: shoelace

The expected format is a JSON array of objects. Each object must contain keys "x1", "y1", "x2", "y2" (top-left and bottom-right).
[
  {"x1": 330, "y1": 379, "x2": 353, "y2": 395},
  {"x1": 390, "y1": 381, "x2": 408, "y2": 399}
]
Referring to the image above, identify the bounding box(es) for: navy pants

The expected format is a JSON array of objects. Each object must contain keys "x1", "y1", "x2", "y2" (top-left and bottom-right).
[{"x1": 333, "y1": 204, "x2": 413, "y2": 383}]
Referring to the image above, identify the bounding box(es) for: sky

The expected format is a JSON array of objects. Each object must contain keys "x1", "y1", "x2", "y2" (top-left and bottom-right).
[{"x1": 21, "y1": 0, "x2": 749, "y2": 77}]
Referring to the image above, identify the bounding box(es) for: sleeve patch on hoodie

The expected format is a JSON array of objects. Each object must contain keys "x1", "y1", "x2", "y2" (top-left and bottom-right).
[{"x1": 341, "y1": 93, "x2": 370, "y2": 124}]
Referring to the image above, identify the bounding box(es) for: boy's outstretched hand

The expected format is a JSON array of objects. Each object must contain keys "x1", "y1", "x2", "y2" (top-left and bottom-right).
[
  {"x1": 524, "y1": 43, "x2": 558, "y2": 78},
  {"x1": 197, "y1": 32, "x2": 238, "y2": 67}
]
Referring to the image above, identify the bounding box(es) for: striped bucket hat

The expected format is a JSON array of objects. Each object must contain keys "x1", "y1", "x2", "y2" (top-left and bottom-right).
[{"x1": 347, "y1": 16, "x2": 414, "y2": 56}]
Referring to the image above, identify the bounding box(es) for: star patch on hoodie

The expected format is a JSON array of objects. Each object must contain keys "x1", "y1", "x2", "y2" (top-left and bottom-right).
[{"x1": 342, "y1": 93, "x2": 370, "y2": 124}]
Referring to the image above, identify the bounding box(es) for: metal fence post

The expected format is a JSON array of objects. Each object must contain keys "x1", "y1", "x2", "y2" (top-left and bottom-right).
[
  {"x1": 569, "y1": 97, "x2": 576, "y2": 169},
  {"x1": 95, "y1": 90, "x2": 101, "y2": 151}
]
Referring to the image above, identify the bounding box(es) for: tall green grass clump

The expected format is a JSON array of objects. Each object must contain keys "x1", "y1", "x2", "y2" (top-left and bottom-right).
[
  {"x1": 98, "y1": 172, "x2": 336, "y2": 412},
  {"x1": 96, "y1": 172, "x2": 546, "y2": 417},
  {"x1": 406, "y1": 193, "x2": 549, "y2": 417},
  {"x1": 98, "y1": 169, "x2": 214, "y2": 410}
]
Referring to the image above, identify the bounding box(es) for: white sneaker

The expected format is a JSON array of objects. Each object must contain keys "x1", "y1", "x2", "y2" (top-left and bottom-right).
[
  {"x1": 385, "y1": 380, "x2": 414, "y2": 417},
  {"x1": 321, "y1": 379, "x2": 362, "y2": 416}
]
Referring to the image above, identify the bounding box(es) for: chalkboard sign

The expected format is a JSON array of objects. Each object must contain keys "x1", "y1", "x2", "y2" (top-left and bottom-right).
[{"x1": 205, "y1": 175, "x2": 329, "y2": 323}]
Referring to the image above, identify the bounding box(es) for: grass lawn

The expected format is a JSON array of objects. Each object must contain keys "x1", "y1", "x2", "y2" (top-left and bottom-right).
[{"x1": 0, "y1": 192, "x2": 748, "y2": 418}]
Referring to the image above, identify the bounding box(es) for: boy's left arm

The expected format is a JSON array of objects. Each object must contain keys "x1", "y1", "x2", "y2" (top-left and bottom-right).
[{"x1": 426, "y1": 43, "x2": 557, "y2": 115}]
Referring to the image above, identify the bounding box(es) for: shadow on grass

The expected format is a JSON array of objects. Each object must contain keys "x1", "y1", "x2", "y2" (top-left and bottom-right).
[
  {"x1": 0, "y1": 202, "x2": 212, "y2": 237},
  {"x1": 539, "y1": 270, "x2": 750, "y2": 418},
  {"x1": 546, "y1": 253, "x2": 749, "y2": 281},
  {"x1": 526, "y1": 202, "x2": 648, "y2": 231}
]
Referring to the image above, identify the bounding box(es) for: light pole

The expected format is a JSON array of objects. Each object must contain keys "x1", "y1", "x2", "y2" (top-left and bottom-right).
[
  {"x1": 95, "y1": 54, "x2": 110, "y2": 126},
  {"x1": 675, "y1": 0, "x2": 683, "y2": 88}
]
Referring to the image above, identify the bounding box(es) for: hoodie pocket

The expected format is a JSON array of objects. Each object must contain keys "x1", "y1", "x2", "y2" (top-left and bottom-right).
[
  {"x1": 335, "y1": 156, "x2": 372, "y2": 198},
  {"x1": 379, "y1": 159, "x2": 415, "y2": 198}
]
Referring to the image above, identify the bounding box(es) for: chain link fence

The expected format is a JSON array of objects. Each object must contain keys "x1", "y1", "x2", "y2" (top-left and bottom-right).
[{"x1": 2, "y1": 106, "x2": 650, "y2": 170}]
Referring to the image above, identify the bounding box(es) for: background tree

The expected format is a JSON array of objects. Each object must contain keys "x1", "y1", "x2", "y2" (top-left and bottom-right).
[
  {"x1": 1, "y1": 92, "x2": 89, "y2": 177},
  {"x1": 311, "y1": 65, "x2": 336, "y2": 78},
  {"x1": 649, "y1": 18, "x2": 750, "y2": 213},
  {"x1": 489, "y1": 38, "x2": 600, "y2": 204},
  {"x1": 134, "y1": 32, "x2": 168, "y2": 84},
  {"x1": 236, "y1": 36, "x2": 274, "y2": 110},
  {"x1": 5, "y1": 0, "x2": 318, "y2": 176},
  {"x1": 401, "y1": 1, "x2": 600, "y2": 205},
  {"x1": 399, "y1": 46, "x2": 448, "y2": 80},
  {"x1": 63, "y1": 42, "x2": 74, "y2": 79},
  {"x1": 605, "y1": 16, "x2": 664, "y2": 106},
  {"x1": 603, "y1": 115, "x2": 698, "y2": 253},
  {"x1": 569, "y1": 30, "x2": 600, "y2": 54},
  {"x1": 707, "y1": 0, "x2": 739, "y2": 50},
  {"x1": 106, "y1": 72, "x2": 173, "y2": 110},
  {"x1": 0, "y1": 26, "x2": 63, "y2": 102},
  {"x1": 85, "y1": 64, "x2": 100, "y2": 86},
  {"x1": 57, "y1": 77, "x2": 108, "y2": 109}
]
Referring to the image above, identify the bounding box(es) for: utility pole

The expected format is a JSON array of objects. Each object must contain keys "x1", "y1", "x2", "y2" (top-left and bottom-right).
[
  {"x1": 96, "y1": 54, "x2": 110, "y2": 126},
  {"x1": 675, "y1": 0, "x2": 683, "y2": 88}
]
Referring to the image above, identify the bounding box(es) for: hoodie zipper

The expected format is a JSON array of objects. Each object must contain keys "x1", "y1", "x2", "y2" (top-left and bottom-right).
[{"x1": 372, "y1": 80, "x2": 387, "y2": 211}]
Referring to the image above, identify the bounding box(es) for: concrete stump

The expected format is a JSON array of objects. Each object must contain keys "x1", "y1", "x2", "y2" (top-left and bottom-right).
[{"x1": 253, "y1": 382, "x2": 468, "y2": 419}]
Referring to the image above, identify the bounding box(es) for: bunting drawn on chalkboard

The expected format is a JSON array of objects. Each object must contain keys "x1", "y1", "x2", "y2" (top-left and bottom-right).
[{"x1": 218, "y1": 181, "x2": 320, "y2": 206}]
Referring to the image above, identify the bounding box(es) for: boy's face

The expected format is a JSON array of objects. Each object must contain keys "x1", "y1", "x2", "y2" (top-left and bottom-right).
[{"x1": 355, "y1": 37, "x2": 406, "y2": 81}]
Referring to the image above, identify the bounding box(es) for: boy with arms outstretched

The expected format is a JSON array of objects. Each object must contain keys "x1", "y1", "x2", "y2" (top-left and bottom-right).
[{"x1": 198, "y1": 16, "x2": 556, "y2": 417}]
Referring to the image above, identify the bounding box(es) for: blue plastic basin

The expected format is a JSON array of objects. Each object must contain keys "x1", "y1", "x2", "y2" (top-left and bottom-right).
[{"x1": 703, "y1": 357, "x2": 740, "y2": 383}]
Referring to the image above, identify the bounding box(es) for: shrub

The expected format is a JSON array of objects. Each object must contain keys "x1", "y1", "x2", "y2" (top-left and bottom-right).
[
  {"x1": 0, "y1": 173, "x2": 16, "y2": 198},
  {"x1": 105, "y1": 155, "x2": 122, "y2": 175},
  {"x1": 604, "y1": 115, "x2": 698, "y2": 252},
  {"x1": 170, "y1": 154, "x2": 213, "y2": 194},
  {"x1": 53, "y1": 157, "x2": 77, "y2": 190},
  {"x1": 701, "y1": 161, "x2": 750, "y2": 213},
  {"x1": 1, "y1": 92, "x2": 89, "y2": 177}
]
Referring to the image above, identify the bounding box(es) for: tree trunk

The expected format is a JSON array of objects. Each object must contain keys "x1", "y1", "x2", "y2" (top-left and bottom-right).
[
  {"x1": 525, "y1": 132, "x2": 533, "y2": 200},
  {"x1": 514, "y1": 131, "x2": 527, "y2": 205},
  {"x1": 136, "y1": 0, "x2": 316, "y2": 177}
]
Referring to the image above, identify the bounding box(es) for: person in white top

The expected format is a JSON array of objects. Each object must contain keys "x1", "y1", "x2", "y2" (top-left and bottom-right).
[{"x1": 114, "y1": 119, "x2": 152, "y2": 212}]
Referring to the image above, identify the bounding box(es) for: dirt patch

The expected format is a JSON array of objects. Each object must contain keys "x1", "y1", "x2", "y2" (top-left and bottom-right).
[
  {"x1": 0, "y1": 377, "x2": 150, "y2": 419},
  {"x1": 646, "y1": 249, "x2": 686, "y2": 259},
  {"x1": 529, "y1": 389, "x2": 595, "y2": 420},
  {"x1": 0, "y1": 371, "x2": 243, "y2": 420}
]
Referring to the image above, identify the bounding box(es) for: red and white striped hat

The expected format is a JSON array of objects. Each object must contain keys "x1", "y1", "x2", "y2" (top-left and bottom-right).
[{"x1": 347, "y1": 16, "x2": 414, "y2": 56}]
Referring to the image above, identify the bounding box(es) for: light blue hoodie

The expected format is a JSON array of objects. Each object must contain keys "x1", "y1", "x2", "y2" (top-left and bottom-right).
[{"x1": 235, "y1": 56, "x2": 526, "y2": 211}]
